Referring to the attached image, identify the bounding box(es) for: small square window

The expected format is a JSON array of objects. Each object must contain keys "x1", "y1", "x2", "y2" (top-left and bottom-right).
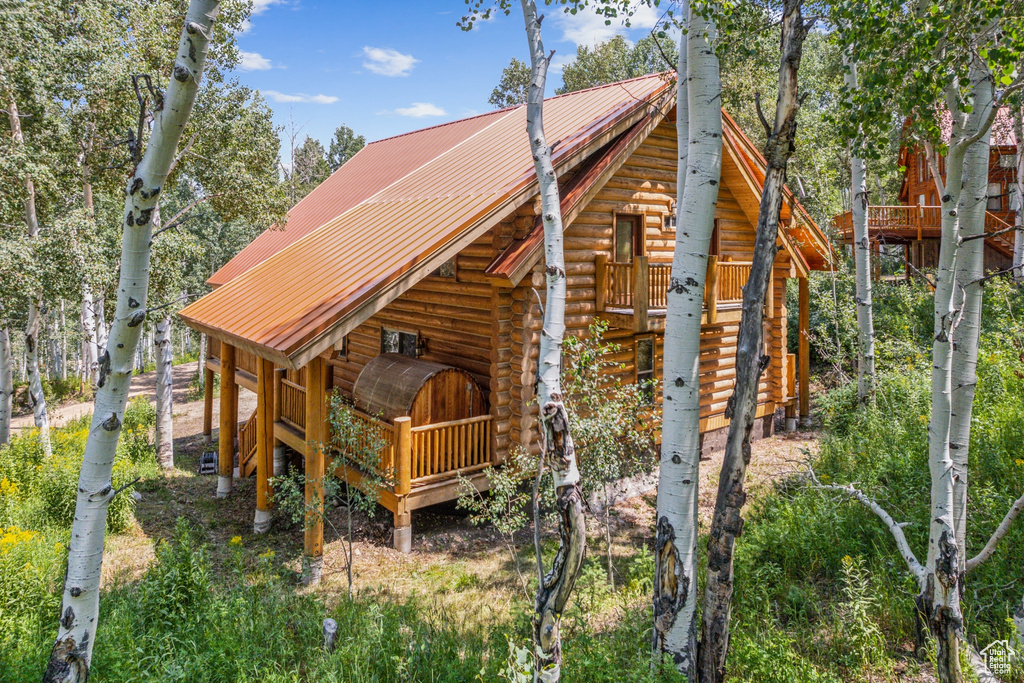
[
  {"x1": 635, "y1": 336, "x2": 656, "y2": 405},
  {"x1": 663, "y1": 212, "x2": 676, "y2": 231},
  {"x1": 382, "y1": 328, "x2": 419, "y2": 357},
  {"x1": 431, "y1": 257, "x2": 456, "y2": 278}
]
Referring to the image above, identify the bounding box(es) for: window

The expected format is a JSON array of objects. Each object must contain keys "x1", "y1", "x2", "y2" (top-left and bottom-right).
[
  {"x1": 663, "y1": 211, "x2": 677, "y2": 232},
  {"x1": 988, "y1": 182, "x2": 1003, "y2": 212},
  {"x1": 430, "y1": 256, "x2": 456, "y2": 278},
  {"x1": 710, "y1": 218, "x2": 721, "y2": 257},
  {"x1": 332, "y1": 336, "x2": 348, "y2": 361},
  {"x1": 917, "y1": 153, "x2": 926, "y2": 183},
  {"x1": 382, "y1": 328, "x2": 419, "y2": 357},
  {"x1": 614, "y1": 213, "x2": 643, "y2": 263},
  {"x1": 998, "y1": 153, "x2": 1016, "y2": 169},
  {"x1": 918, "y1": 193, "x2": 927, "y2": 208},
  {"x1": 635, "y1": 336, "x2": 656, "y2": 405}
]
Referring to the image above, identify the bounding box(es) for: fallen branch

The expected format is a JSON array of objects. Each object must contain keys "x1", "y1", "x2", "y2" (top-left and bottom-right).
[{"x1": 806, "y1": 466, "x2": 925, "y2": 581}]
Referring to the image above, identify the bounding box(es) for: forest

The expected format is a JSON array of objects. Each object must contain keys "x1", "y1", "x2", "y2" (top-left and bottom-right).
[{"x1": 0, "y1": 0, "x2": 1022, "y2": 682}]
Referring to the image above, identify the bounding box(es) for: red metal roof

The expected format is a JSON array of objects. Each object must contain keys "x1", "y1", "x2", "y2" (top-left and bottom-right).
[
  {"x1": 181, "y1": 73, "x2": 673, "y2": 366},
  {"x1": 208, "y1": 110, "x2": 511, "y2": 287}
]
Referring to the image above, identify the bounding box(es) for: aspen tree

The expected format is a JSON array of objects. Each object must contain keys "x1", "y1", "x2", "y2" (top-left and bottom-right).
[
  {"x1": 7, "y1": 98, "x2": 51, "y2": 457},
  {"x1": 843, "y1": 57, "x2": 876, "y2": 404},
  {"x1": 699, "y1": 2, "x2": 811, "y2": 680},
  {"x1": 44, "y1": 2, "x2": 220, "y2": 678},
  {"x1": 518, "y1": 3, "x2": 586, "y2": 679},
  {"x1": 653, "y1": 1, "x2": 721, "y2": 675}
]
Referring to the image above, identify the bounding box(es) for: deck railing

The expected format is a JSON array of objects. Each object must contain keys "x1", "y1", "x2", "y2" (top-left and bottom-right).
[
  {"x1": 833, "y1": 205, "x2": 1018, "y2": 257},
  {"x1": 238, "y1": 410, "x2": 258, "y2": 477},
  {"x1": 280, "y1": 378, "x2": 306, "y2": 430},
  {"x1": 410, "y1": 415, "x2": 493, "y2": 485},
  {"x1": 717, "y1": 260, "x2": 752, "y2": 303},
  {"x1": 602, "y1": 260, "x2": 634, "y2": 307},
  {"x1": 330, "y1": 411, "x2": 494, "y2": 493},
  {"x1": 648, "y1": 263, "x2": 672, "y2": 309}
]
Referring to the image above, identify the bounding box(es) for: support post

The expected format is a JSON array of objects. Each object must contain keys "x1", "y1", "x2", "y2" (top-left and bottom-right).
[
  {"x1": 254, "y1": 356, "x2": 275, "y2": 533},
  {"x1": 217, "y1": 343, "x2": 236, "y2": 498},
  {"x1": 393, "y1": 416, "x2": 412, "y2": 553},
  {"x1": 798, "y1": 276, "x2": 810, "y2": 425},
  {"x1": 595, "y1": 253, "x2": 607, "y2": 312},
  {"x1": 303, "y1": 355, "x2": 326, "y2": 583},
  {"x1": 705, "y1": 254, "x2": 719, "y2": 324},
  {"x1": 633, "y1": 254, "x2": 649, "y2": 332},
  {"x1": 202, "y1": 365, "x2": 214, "y2": 444}
]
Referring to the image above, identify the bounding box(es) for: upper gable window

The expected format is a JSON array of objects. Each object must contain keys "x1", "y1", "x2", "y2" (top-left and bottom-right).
[
  {"x1": 430, "y1": 256, "x2": 456, "y2": 278},
  {"x1": 614, "y1": 213, "x2": 644, "y2": 263}
]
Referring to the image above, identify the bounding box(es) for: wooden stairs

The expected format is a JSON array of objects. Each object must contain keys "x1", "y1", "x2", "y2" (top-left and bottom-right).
[{"x1": 985, "y1": 211, "x2": 1017, "y2": 259}]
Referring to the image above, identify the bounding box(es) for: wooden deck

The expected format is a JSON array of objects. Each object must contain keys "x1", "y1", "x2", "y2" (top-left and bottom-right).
[{"x1": 833, "y1": 205, "x2": 1017, "y2": 257}]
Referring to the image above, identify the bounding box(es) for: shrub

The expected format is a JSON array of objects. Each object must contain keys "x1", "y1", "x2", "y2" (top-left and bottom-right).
[{"x1": 0, "y1": 525, "x2": 64, "y2": 661}]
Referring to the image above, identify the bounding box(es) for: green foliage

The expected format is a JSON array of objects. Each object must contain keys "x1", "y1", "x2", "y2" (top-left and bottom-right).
[
  {"x1": 138, "y1": 519, "x2": 211, "y2": 633},
  {"x1": 490, "y1": 57, "x2": 532, "y2": 109},
  {"x1": 557, "y1": 35, "x2": 677, "y2": 95},
  {"x1": 327, "y1": 124, "x2": 366, "y2": 172}
]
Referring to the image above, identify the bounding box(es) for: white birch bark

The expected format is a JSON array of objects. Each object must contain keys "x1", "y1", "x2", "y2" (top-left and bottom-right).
[
  {"x1": 44, "y1": 3, "x2": 220, "y2": 678},
  {"x1": 949, "y1": 64, "x2": 993, "y2": 572},
  {"x1": 60, "y1": 300, "x2": 67, "y2": 382},
  {"x1": 699, "y1": 2, "x2": 808, "y2": 680},
  {"x1": 1014, "y1": 108, "x2": 1023, "y2": 280},
  {"x1": 81, "y1": 285, "x2": 98, "y2": 386},
  {"x1": 519, "y1": 3, "x2": 585, "y2": 681},
  {"x1": 844, "y1": 58, "x2": 876, "y2": 404},
  {"x1": 653, "y1": 3, "x2": 720, "y2": 675},
  {"x1": 7, "y1": 97, "x2": 51, "y2": 456},
  {"x1": 0, "y1": 323, "x2": 11, "y2": 446},
  {"x1": 155, "y1": 315, "x2": 174, "y2": 468},
  {"x1": 95, "y1": 294, "x2": 107, "y2": 354}
]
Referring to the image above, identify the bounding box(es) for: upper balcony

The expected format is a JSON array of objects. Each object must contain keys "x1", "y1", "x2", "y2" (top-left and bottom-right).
[
  {"x1": 833, "y1": 205, "x2": 1017, "y2": 257},
  {"x1": 595, "y1": 254, "x2": 751, "y2": 332}
]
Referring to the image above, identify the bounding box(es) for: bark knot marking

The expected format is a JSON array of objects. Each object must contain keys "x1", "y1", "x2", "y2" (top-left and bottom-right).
[
  {"x1": 127, "y1": 311, "x2": 147, "y2": 328},
  {"x1": 669, "y1": 276, "x2": 699, "y2": 295},
  {"x1": 60, "y1": 605, "x2": 75, "y2": 630},
  {"x1": 653, "y1": 516, "x2": 687, "y2": 639},
  {"x1": 97, "y1": 350, "x2": 111, "y2": 388},
  {"x1": 173, "y1": 64, "x2": 191, "y2": 82},
  {"x1": 129, "y1": 177, "x2": 144, "y2": 195},
  {"x1": 128, "y1": 297, "x2": 141, "y2": 309},
  {"x1": 101, "y1": 412, "x2": 121, "y2": 432}
]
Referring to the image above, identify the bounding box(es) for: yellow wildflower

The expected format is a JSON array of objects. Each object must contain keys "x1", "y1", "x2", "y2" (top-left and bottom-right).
[
  {"x1": 1015, "y1": 459, "x2": 1024, "y2": 467},
  {"x1": 0, "y1": 478, "x2": 17, "y2": 496},
  {"x1": 258, "y1": 550, "x2": 275, "y2": 560},
  {"x1": 229, "y1": 536, "x2": 242, "y2": 546}
]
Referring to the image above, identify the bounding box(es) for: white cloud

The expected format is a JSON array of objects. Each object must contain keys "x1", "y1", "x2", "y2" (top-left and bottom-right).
[
  {"x1": 393, "y1": 102, "x2": 446, "y2": 117},
  {"x1": 262, "y1": 90, "x2": 338, "y2": 104},
  {"x1": 239, "y1": 50, "x2": 272, "y2": 71},
  {"x1": 362, "y1": 47, "x2": 419, "y2": 77},
  {"x1": 252, "y1": 0, "x2": 286, "y2": 15},
  {"x1": 555, "y1": 5, "x2": 661, "y2": 46}
]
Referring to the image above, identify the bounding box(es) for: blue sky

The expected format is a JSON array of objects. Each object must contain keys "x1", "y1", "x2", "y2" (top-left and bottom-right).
[{"x1": 234, "y1": 0, "x2": 669, "y2": 161}]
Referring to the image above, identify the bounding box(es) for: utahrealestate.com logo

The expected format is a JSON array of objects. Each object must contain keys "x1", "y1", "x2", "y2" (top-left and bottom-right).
[{"x1": 980, "y1": 639, "x2": 1019, "y2": 677}]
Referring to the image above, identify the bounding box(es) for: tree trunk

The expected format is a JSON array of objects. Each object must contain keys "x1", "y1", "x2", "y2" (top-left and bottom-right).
[
  {"x1": 155, "y1": 315, "x2": 174, "y2": 469},
  {"x1": 95, "y1": 293, "x2": 107, "y2": 354},
  {"x1": 7, "y1": 97, "x2": 51, "y2": 457},
  {"x1": 0, "y1": 324, "x2": 11, "y2": 446},
  {"x1": 845, "y1": 58, "x2": 876, "y2": 404},
  {"x1": 654, "y1": 2, "x2": 719, "y2": 675},
  {"x1": 698, "y1": 3, "x2": 808, "y2": 681},
  {"x1": 198, "y1": 333, "x2": 207, "y2": 389},
  {"x1": 1014, "y1": 108, "x2": 1023, "y2": 281},
  {"x1": 82, "y1": 285, "x2": 98, "y2": 386},
  {"x1": 949, "y1": 68, "x2": 993, "y2": 578},
  {"x1": 44, "y1": 3, "x2": 219, "y2": 678},
  {"x1": 519, "y1": 3, "x2": 586, "y2": 681},
  {"x1": 60, "y1": 300, "x2": 67, "y2": 382}
]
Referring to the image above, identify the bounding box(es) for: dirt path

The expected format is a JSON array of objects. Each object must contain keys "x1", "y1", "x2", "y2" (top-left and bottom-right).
[{"x1": 9, "y1": 360, "x2": 251, "y2": 432}]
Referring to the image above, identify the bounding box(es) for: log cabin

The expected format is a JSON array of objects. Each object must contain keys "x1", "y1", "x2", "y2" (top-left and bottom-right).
[
  {"x1": 833, "y1": 109, "x2": 1018, "y2": 273},
  {"x1": 179, "y1": 73, "x2": 833, "y2": 568}
]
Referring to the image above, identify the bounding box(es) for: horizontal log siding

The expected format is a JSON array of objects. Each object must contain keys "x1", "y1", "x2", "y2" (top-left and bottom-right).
[
  {"x1": 509, "y1": 120, "x2": 789, "y2": 454},
  {"x1": 329, "y1": 233, "x2": 499, "y2": 402}
]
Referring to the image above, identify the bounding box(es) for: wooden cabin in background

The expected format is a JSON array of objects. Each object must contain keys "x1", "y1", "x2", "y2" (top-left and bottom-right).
[
  {"x1": 179, "y1": 74, "x2": 832, "y2": 568},
  {"x1": 834, "y1": 109, "x2": 1018, "y2": 273}
]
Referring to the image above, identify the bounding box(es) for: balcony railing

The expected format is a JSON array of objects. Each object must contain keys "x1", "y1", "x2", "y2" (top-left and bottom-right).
[
  {"x1": 597, "y1": 254, "x2": 751, "y2": 329},
  {"x1": 833, "y1": 206, "x2": 1017, "y2": 256}
]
